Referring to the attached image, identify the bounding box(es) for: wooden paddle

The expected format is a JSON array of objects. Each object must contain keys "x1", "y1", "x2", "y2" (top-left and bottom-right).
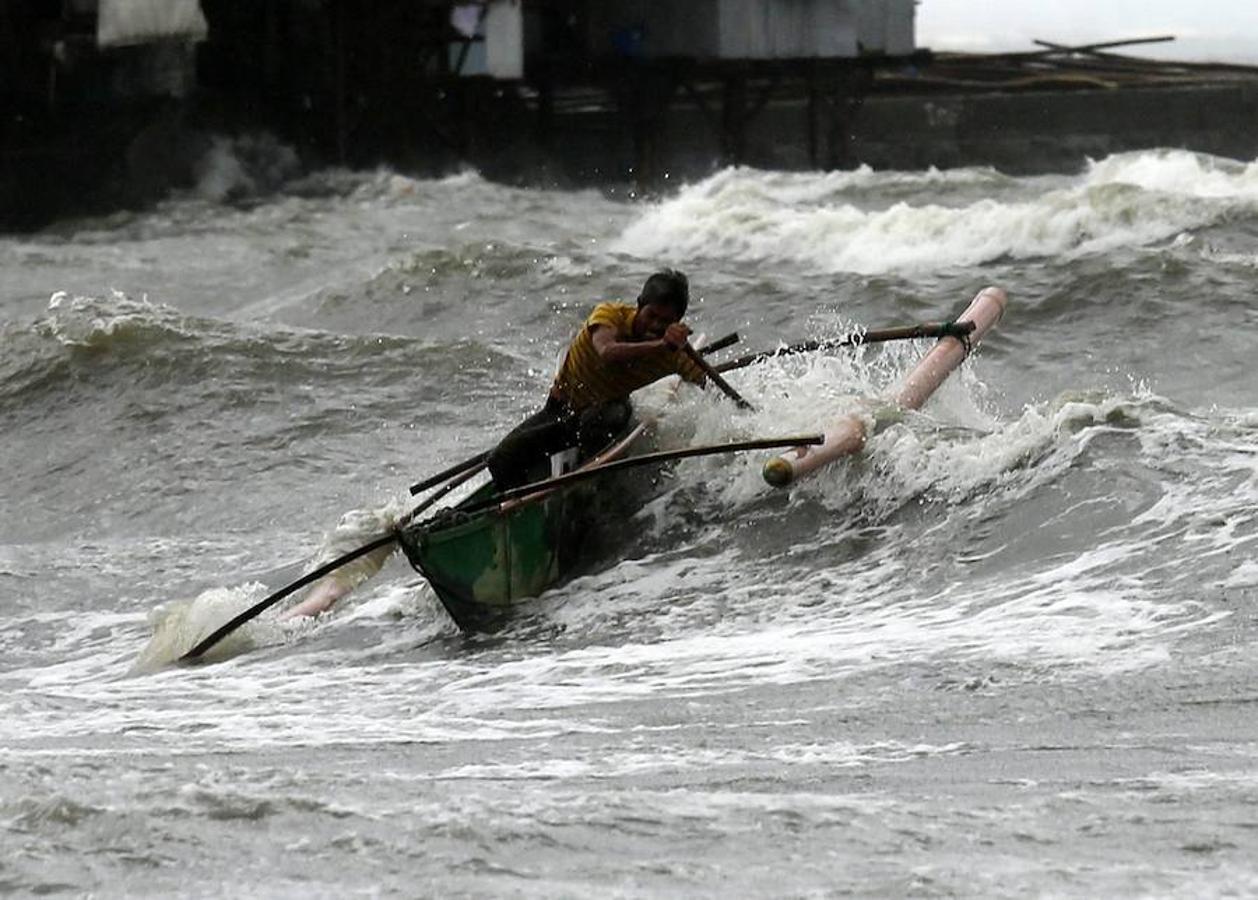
[{"x1": 682, "y1": 344, "x2": 755, "y2": 411}]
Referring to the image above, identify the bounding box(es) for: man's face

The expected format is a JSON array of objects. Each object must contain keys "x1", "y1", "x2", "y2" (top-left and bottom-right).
[{"x1": 634, "y1": 302, "x2": 681, "y2": 340}]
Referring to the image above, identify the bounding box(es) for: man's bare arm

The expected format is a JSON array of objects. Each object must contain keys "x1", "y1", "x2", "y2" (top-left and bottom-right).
[{"x1": 591, "y1": 323, "x2": 690, "y2": 363}]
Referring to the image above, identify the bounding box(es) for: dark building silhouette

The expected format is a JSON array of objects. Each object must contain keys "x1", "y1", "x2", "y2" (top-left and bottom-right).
[{"x1": 3, "y1": 1, "x2": 1257, "y2": 229}]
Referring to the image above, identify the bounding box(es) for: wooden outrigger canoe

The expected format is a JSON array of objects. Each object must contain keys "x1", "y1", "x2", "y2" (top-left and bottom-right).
[
  {"x1": 181, "y1": 294, "x2": 1004, "y2": 661},
  {"x1": 396, "y1": 286, "x2": 1007, "y2": 631}
]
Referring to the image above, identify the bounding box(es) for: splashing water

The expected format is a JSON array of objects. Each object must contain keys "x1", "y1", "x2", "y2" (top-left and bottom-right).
[
  {"x1": 130, "y1": 503, "x2": 404, "y2": 671},
  {"x1": 5, "y1": 148, "x2": 1258, "y2": 897}
]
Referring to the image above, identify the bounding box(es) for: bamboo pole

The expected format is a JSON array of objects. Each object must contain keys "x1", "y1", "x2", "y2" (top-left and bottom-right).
[
  {"x1": 460, "y1": 433, "x2": 825, "y2": 517},
  {"x1": 763, "y1": 287, "x2": 1007, "y2": 487},
  {"x1": 715, "y1": 321, "x2": 976, "y2": 374}
]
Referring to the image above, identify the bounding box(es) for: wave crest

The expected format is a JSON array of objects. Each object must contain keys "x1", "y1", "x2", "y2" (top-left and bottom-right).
[{"x1": 614, "y1": 150, "x2": 1258, "y2": 274}]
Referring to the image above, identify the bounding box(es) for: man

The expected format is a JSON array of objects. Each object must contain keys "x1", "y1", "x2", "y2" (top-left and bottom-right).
[
  {"x1": 487, "y1": 268, "x2": 707, "y2": 489},
  {"x1": 276, "y1": 270, "x2": 702, "y2": 625}
]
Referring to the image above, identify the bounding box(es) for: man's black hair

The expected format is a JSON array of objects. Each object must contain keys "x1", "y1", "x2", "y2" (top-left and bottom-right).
[{"x1": 637, "y1": 269, "x2": 689, "y2": 318}]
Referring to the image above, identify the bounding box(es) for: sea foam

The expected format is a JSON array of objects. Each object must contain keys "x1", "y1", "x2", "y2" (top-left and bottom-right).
[{"x1": 613, "y1": 150, "x2": 1258, "y2": 275}]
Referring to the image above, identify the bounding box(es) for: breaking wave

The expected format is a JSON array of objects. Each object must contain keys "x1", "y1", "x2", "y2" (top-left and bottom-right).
[
  {"x1": 0, "y1": 291, "x2": 508, "y2": 408},
  {"x1": 614, "y1": 149, "x2": 1258, "y2": 274}
]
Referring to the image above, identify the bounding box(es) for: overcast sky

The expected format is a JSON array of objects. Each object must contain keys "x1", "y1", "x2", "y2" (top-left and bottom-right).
[{"x1": 916, "y1": 1, "x2": 1258, "y2": 62}]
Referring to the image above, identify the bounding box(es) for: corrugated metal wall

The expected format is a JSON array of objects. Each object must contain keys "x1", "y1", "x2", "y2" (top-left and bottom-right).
[
  {"x1": 585, "y1": 0, "x2": 915, "y2": 61},
  {"x1": 719, "y1": 0, "x2": 856, "y2": 58}
]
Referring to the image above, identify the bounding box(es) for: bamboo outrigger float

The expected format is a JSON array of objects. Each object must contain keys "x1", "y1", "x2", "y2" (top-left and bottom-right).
[{"x1": 762, "y1": 286, "x2": 1007, "y2": 486}]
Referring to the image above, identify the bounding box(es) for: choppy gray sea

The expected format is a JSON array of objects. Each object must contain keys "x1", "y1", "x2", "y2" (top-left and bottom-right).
[{"x1": 2, "y1": 145, "x2": 1257, "y2": 897}]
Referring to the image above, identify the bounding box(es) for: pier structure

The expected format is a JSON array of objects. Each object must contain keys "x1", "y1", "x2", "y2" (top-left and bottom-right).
[
  {"x1": 4, "y1": 1, "x2": 1258, "y2": 228},
  {"x1": 1, "y1": 0, "x2": 208, "y2": 225},
  {"x1": 1, "y1": 0, "x2": 919, "y2": 222},
  {"x1": 192, "y1": 0, "x2": 919, "y2": 186}
]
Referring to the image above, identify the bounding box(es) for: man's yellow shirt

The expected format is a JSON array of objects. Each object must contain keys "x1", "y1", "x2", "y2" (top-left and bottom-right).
[{"x1": 552, "y1": 303, "x2": 705, "y2": 410}]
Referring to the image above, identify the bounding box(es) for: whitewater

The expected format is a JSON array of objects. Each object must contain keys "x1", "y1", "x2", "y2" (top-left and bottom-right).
[{"x1": 1, "y1": 146, "x2": 1256, "y2": 896}]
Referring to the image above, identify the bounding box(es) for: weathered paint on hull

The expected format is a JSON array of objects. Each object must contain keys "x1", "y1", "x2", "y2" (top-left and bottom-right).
[
  {"x1": 400, "y1": 482, "x2": 572, "y2": 630},
  {"x1": 399, "y1": 452, "x2": 649, "y2": 632}
]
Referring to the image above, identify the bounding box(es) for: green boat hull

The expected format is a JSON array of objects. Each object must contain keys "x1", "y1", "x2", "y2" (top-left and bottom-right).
[{"x1": 398, "y1": 439, "x2": 651, "y2": 631}]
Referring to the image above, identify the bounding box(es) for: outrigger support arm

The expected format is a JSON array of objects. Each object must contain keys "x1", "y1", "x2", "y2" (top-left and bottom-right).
[
  {"x1": 401, "y1": 461, "x2": 488, "y2": 525},
  {"x1": 183, "y1": 431, "x2": 821, "y2": 663},
  {"x1": 457, "y1": 433, "x2": 826, "y2": 518},
  {"x1": 181, "y1": 532, "x2": 398, "y2": 662},
  {"x1": 185, "y1": 457, "x2": 490, "y2": 661},
  {"x1": 715, "y1": 321, "x2": 977, "y2": 374},
  {"x1": 409, "y1": 451, "x2": 489, "y2": 496}
]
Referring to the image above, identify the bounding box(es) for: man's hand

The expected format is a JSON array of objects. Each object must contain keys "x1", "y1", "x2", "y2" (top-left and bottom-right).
[
  {"x1": 591, "y1": 320, "x2": 693, "y2": 363},
  {"x1": 661, "y1": 322, "x2": 692, "y2": 351}
]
